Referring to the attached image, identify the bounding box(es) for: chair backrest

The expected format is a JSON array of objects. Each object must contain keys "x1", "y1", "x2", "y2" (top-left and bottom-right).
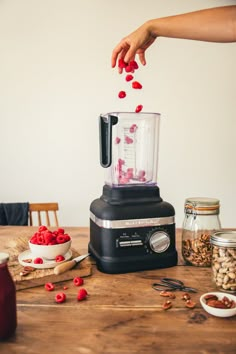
[{"x1": 29, "y1": 203, "x2": 59, "y2": 227}]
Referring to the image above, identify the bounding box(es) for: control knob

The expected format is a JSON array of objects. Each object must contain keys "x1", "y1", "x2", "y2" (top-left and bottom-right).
[{"x1": 149, "y1": 231, "x2": 170, "y2": 253}]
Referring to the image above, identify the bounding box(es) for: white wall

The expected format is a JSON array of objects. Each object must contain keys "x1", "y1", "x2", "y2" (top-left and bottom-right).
[{"x1": 0, "y1": 0, "x2": 235, "y2": 227}]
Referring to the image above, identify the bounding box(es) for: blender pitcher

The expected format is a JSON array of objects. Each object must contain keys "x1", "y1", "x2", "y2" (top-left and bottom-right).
[
  {"x1": 89, "y1": 111, "x2": 177, "y2": 274},
  {"x1": 99, "y1": 112, "x2": 160, "y2": 187}
]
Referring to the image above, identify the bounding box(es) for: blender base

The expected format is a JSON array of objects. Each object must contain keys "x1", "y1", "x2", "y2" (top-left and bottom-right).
[
  {"x1": 89, "y1": 185, "x2": 178, "y2": 274},
  {"x1": 88, "y1": 241, "x2": 178, "y2": 274}
]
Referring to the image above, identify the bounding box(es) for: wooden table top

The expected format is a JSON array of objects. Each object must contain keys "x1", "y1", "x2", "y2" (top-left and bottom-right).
[{"x1": 0, "y1": 226, "x2": 235, "y2": 354}]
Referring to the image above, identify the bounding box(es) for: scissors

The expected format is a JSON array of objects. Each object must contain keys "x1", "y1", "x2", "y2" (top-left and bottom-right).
[{"x1": 152, "y1": 277, "x2": 198, "y2": 293}]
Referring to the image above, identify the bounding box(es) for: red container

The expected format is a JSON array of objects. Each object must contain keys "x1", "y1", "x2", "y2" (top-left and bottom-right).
[{"x1": 0, "y1": 252, "x2": 17, "y2": 340}]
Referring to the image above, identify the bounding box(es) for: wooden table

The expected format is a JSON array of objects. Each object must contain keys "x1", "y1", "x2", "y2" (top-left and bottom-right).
[{"x1": 0, "y1": 226, "x2": 235, "y2": 354}]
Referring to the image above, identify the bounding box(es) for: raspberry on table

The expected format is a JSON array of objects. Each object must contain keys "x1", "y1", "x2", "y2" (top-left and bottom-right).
[
  {"x1": 45, "y1": 282, "x2": 55, "y2": 291},
  {"x1": 77, "y1": 288, "x2": 88, "y2": 301},
  {"x1": 55, "y1": 292, "x2": 66, "y2": 304},
  {"x1": 73, "y1": 277, "x2": 84, "y2": 286}
]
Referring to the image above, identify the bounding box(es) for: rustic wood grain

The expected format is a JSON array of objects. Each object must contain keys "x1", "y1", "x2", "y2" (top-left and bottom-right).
[{"x1": 0, "y1": 226, "x2": 235, "y2": 354}]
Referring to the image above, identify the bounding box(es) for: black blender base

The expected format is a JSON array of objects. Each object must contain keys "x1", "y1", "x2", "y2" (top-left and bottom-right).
[{"x1": 88, "y1": 243, "x2": 178, "y2": 274}]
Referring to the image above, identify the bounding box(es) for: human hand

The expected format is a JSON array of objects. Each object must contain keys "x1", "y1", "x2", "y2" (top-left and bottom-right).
[{"x1": 111, "y1": 22, "x2": 157, "y2": 72}]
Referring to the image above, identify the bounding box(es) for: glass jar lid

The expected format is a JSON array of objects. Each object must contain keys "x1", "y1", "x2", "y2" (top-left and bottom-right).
[
  {"x1": 211, "y1": 231, "x2": 236, "y2": 247},
  {"x1": 184, "y1": 197, "x2": 220, "y2": 215},
  {"x1": 0, "y1": 252, "x2": 9, "y2": 264}
]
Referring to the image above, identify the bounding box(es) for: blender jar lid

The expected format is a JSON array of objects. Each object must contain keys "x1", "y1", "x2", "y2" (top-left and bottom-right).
[
  {"x1": 184, "y1": 197, "x2": 220, "y2": 215},
  {"x1": 210, "y1": 231, "x2": 236, "y2": 247}
]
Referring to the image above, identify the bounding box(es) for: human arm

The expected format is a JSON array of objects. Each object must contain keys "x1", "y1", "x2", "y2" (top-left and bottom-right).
[{"x1": 111, "y1": 5, "x2": 236, "y2": 69}]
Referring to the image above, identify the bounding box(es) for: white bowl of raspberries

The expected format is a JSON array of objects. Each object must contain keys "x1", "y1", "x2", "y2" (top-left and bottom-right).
[{"x1": 29, "y1": 226, "x2": 71, "y2": 260}]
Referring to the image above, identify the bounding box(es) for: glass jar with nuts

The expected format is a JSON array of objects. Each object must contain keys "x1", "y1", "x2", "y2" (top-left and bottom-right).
[
  {"x1": 182, "y1": 197, "x2": 221, "y2": 267},
  {"x1": 211, "y1": 231, "x2": 236, "y2": 293}
]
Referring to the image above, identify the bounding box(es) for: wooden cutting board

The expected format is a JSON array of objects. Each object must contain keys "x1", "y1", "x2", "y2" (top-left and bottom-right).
[{"x1": 5, "y1": 236, "x2": 93, "y2": 291}]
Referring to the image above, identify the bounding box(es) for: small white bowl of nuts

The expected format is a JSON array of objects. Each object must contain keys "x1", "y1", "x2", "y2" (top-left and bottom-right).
[{"x1": 200, "y1": 292, "x2": 236, "y2": 317}]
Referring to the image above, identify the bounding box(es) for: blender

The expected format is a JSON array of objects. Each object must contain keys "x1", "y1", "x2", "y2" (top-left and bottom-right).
[{"x1": 89, "y1": 112, "x2": 177, "y2": 273}]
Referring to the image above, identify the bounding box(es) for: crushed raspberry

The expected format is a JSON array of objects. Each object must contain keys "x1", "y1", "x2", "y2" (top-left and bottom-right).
[
  {"x1": 118, "y1": 158, "x2": 125, "y2": 166},
  {"x1": 55, "y1": 292, "x2": 66, "y2": 304},
  {"x1": 33, "y1": 257, "x2": 43, "y2": 264},
  {"x1": 125, "y1": 136, "x2": 133, "y2": 144},
  {"x1": 125, "y1": 74, "x2": 133, "y2": 82},
  {"x1": 63, "y1": 286, "x2": 68, "y2": 290},
  {"x1": 115, "y1": 137, "x2": 121, "y2": 144},
  {"x1": 138, "y1": 170, "x2": 146, "y2": 178},
  {"x1": 55, "y1": 255, "x2": 65, "y2": 262},
  {"x1": 119, "y1": 176, "x2": 130, "y2": 184},
  {"x1": 77, "y1": 288, "x2": 88, "y2": 301},
  {"x1": 132, "y1": 81, "x2": 142, "y2": 89},
  {"x1": 73, "y1": 277, "x2": 84, "y2": 286},
  {"x1": 118, "y1": 91, "x2": 126, "y2": 99},
  {"x1": 126, "y1": 170, "x2": 133, "y2": 179},
  {"x1": 45, "y1": 282, "x2": 55, "y2": 291},
  {"x1": 135, "y1": 105, "x2": 143, "y2": 113},
  {"x1": 129, "y1": 124, "x2": 138, "y2": 133},
  {"x1": 139, "y1": 177, "x2": 146, "y2": 182}
]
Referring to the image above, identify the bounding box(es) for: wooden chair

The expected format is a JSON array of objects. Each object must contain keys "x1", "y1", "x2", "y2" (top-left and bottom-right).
[{"x1": 29, "y1": 203, "x2": 59, "y2": 227}]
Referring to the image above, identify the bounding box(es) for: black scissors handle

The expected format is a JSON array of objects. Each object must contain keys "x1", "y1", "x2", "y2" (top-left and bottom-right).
[
  {"x1": 152, "y1": 277, "x2": 198, "y2": 293},
  {"x1": 161, "y1": 278, "x2": 184, "y2": 288}
]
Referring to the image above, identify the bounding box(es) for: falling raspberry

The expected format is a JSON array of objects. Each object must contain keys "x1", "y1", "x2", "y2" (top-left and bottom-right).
[
  {"x1": 118, "y1": 91, "x2": 126, "y2": 99},
  {"x1": 125, "y1": 74, "x2": 134, "y2": 82},
  {"x1": 135, "y1": 105, "x2": 143, "y2": 113},
  {"x1": 132, "y1": 81, "x2": 142, "y2": 89}
]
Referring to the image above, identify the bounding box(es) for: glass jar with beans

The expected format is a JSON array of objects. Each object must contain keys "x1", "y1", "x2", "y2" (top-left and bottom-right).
[
  {"x1": 211, "y1": 231, "x2": 236, "y2": 293},
  {"x1": 182, "y1": 197, "x2": 221, "y2": 267}
]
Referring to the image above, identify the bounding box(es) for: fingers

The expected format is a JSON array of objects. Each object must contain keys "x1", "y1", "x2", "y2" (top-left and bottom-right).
[
  {"x1": 138, "y1": 52, "x2": 146, "y2": 66},
  {"x1": 111, "y1": 41, "x2": 129, "y2": 68},
  {"x1": 111, "y1": 36, "x2": 151, "y2": 69}
]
